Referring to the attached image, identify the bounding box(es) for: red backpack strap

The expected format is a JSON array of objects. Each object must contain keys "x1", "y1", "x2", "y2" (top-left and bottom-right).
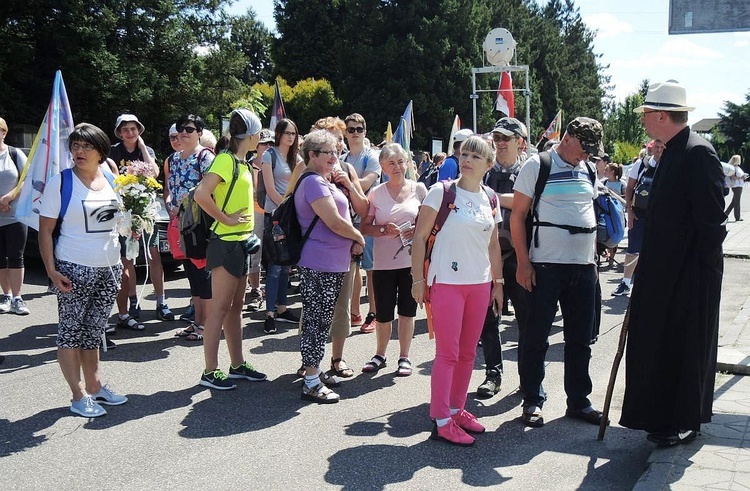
[
  {"x1": 481, "y1": 184, "x2": 498, "y2": 217},
  {"x1": 423, "y1": 181, "x2": 457, "y2": 267}
]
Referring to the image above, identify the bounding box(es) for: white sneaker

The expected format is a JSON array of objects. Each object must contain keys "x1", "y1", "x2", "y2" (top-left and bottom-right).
[
  {"x1": 10, "y1": 297, "x2": 29, "y2": 315},
  {"x1": 0, "y1": 295, "x2": 10, "y2": 314},
  {"x1": 91, "y1": 384, "x2": 128, "y2": 406},
  {"x1": 70, "y1": 395, "x2": 107, "y2": 417}
]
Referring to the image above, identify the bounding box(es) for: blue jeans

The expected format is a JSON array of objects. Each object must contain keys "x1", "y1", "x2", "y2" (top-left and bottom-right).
[
  {"x1": 518, "y1": 263, "x2": 596, "y2": 411},
  {"x1": 264, "y1": 215, "x2": 290, "y2": 314}
]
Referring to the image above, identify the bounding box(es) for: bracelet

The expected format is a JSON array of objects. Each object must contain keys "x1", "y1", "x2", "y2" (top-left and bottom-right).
[
  {"x1": 494, "y1": 278, "x2": 505, "y2": 285},
  {"x1": 412, "y1": 280, "x2": 425, "y2": 285}
]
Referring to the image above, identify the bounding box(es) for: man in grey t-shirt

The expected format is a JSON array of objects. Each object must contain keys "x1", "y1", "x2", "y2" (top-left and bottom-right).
[{"x1": 509, "y1": 117, "x2": 606, "y2": 429}]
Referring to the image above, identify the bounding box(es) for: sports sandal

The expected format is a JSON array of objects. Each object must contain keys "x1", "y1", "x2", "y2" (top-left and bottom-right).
[
  {"x1": 301, "y1": 383, "x2": 340, "y2": 404},
  {"x1": 175, "y1": 324, "x2": 203, "y2": 341},
  {"x1": 118, "y1": 315, "x2": 145, "y2": 331},
  {"x1": 521, "y1": 406, "x2": 544, "y2": 428},
  {"x1": 396, "y1": 357, "x2": 413, "y2": 377},
  {"x1": 330, "y1": 358, "x2": 355, "y2": 378},
  {"x1": 361, "y1": 354, "x2": 387, "y2": 373}
]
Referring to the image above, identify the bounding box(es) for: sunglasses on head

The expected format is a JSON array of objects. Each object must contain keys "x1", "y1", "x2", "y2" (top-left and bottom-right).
[
  {"x1": 176, "y1": 126, "x2": 198, "y2": 134},
  {"x1": 346, "y1": 126, "x2": 365, "y2": 134}
]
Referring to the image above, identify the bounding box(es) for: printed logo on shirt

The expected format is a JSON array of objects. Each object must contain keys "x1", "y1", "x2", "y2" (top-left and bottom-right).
[{"x1": 80, "y1": 199, "x2": 119, "y2": 233}]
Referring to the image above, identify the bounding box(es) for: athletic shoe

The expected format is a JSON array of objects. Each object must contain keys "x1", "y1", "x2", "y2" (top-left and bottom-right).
[
  {"x1": 647, "y1": 429, "x2": 698, "y2": 447},
  {"x1": 612, "y1": 282, "x2": 630, "y2": 296},
  {"x1": 227, "y1": 361, "x2": 267, "y2": 381},
  {"x1": 430, "y1": 419, "x2": 474, "y2": 447},
  {"x1": 91, "y1": 384, "x2": 128, "y2": 406},
  {"x1": 477, "y1": 370, "x2": 502, "y2": 398},
  {"x1": 263, "y1": 316, "x2": 277, "y2": 334},
  {"x1": 70, "y1": 395, "x2": 107, "y2": 417},
  {"x1": 275, "y1": 309, "x2": 299, "y2": 324},
  {"x1": 0, "y1": 294, "x2": 10, "y2": 313},
  {"x1": 246, "y1": 289, "x2": 263, "y2": 312},
  {"x1": 452, "y1": 409, "x2": 486, "y2": 434},
  {"x1": 180, "y1": 304, "x2": 195, "y2": 322},
  {"x1": 10, "y1": 297, "x2": 29, "y2": 315},
  {"x1": 156, "y1": 303, "x2": 175, "y2": 321},
  {"x1": 199, "y1": 369, "x2": 237, "y2": 390}
]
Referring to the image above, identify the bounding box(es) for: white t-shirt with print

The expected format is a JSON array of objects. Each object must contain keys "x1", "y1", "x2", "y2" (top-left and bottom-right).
[
  {"x1": 422, "y1": 183, "x2": 502, "y2": 286},
  {"x1": 39, "y1": 171, "x2": 121, "y2": 268}
]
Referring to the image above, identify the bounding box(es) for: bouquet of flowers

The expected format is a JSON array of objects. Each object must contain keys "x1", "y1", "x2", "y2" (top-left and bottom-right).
[{"x1": 114, "y1": 160, "x2": 162, "y2": 260}]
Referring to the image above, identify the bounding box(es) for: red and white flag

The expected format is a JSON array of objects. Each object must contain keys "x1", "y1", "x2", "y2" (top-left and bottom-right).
[
  {"x1": 447, "y1": 115, "x2": 461, "y2": 152},
  {"x1": 495, "y1": 72, "x2": 514, "y2": 117}
]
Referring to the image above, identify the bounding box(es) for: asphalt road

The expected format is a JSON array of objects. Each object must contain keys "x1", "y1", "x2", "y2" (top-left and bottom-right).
[{"x1": 2, "y1": 255, "x2": 748, "y2": 490}]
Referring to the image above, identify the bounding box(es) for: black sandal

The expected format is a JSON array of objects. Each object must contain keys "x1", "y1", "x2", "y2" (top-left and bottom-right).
[{"x1": 361, "y1": 354, "x2": 387, "y2": 373}]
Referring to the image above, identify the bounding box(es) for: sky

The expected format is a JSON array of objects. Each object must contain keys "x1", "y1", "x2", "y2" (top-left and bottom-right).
[{"x1": 233, "y1": 0, "x2": 749, "y2": 125}]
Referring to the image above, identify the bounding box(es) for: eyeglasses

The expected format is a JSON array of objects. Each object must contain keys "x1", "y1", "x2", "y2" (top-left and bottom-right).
[
  {"x1": 315, "y1": 149, "x2": 339, "y2": 158},
  {"x1": 258, "y1": 142, "x2": 274, "y2": 146},
  {"x1": 346, "y1": 126, "x2": 365, "y2": 134},
  {"x1": 176, "y1": 126, "x2": 198, "y2": 134},
  {"x1": 283, "y1": 131, "x2": 297, "y2": 137},
  {"x1": 169, "y1": 135, "x2": 179, "y2": 141},
  {"x1": 492, "y1": 134, "x2": 515, "y2": 142},
  {"x1": 71, "y1": 142, "x2": 95, "y2": 152}
]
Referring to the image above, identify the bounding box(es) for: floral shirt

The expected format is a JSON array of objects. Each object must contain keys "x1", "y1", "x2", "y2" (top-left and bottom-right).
[{"x1": 167, "y1": 148, "x2": 215, "y2": 209}]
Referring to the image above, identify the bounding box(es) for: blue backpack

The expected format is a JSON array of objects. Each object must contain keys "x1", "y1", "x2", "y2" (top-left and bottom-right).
[{"x1": 594, "y1": 192, "x2": 625, "y2": 248}]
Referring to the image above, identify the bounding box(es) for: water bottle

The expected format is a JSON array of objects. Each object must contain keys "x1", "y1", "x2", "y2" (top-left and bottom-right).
[{"x1": 272, "y1": 221, "x2": 285, "y2": 242}]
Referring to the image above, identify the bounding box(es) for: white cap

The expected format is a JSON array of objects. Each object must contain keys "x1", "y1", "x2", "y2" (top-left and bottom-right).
[{"x1": 454, "y1": 129, "x2": 474, "y2": 142}]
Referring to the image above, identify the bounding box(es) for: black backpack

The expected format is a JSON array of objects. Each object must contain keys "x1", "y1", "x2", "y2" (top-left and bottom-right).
[
  {"x1": 417, "y1": 163, "x2": 439, "y2": 188},
  {"x1": 484, "y1": 163, "x2": 519, "y2": 251},
  {"x1": 262, "y1": 172, "x2": 320, "y2": 266},
  {"x1": 632, "y1": 160, "x2": 656, "y2": 212}
]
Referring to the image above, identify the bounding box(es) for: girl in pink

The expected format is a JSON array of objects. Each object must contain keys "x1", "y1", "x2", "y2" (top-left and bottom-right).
[
  {"x1": 360, "y1": 143, "x2": 427, "y2": 376},
  {"x1": 411, "y1": 135, "x2": 504, "y2": 446}
]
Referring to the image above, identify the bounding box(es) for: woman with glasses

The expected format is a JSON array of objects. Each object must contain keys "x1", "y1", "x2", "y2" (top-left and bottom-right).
[
  {"x1": 294, "y1": 130, "x2": 365, "y2": 403},
  {"x1": 37, "y1": 123, "x2": 128, "y2": 417},
  {"x1": 193, "y1": 109, "x2": 267, "y2": 390},
  {"x1": 260, "y1": 118, "x2": 302, "y2": 334},
  {"x1": 360, "y1": 143, "x2": 426, "y2": 377},
  {"x1": 166, "y1": 114, "x2": 214, "y2": 340},
  {"x1": 0, "y1": 117, "x2": 30, "y2": 315}
]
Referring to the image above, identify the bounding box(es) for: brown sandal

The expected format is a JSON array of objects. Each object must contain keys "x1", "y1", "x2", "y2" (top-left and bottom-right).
[{"x1": 330, "y1": 358, "x2": 354, "y2": 378}]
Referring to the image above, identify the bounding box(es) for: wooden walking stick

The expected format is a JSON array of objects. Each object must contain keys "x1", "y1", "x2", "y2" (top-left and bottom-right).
[{"x1": 598, "y1": 299, "x2": 631, "y2": 440}]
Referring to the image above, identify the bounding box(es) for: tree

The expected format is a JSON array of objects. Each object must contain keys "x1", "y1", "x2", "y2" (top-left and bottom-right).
[
  {"x1": 715, "y1": 92, "x2": 750, "y2": 166},
  {"x1": 272, "y1": 0, "x2": 608, "y2": 150},
  {"x1": 253, "y1": 77, "x2": 342, "y2": 132},
  {"x1": 0, "y1": 0, "x2": 274, "y2": 156}
]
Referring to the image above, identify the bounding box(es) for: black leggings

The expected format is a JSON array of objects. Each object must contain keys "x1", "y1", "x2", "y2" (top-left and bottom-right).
[{"x1": 0, "y1": 222, "x2": 27, "y2": 269}]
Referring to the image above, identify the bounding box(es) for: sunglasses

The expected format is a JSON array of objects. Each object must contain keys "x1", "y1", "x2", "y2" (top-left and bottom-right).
[
  {"x1": 176, "y1": 126, "x2": 198, "y2": 134},
  {"x1": 169, "y1": 135, "x2": 179, "y2": 141},
  {"x1": 492, "y1": 134, "x2": 516, "y2": 142},
  {"x1": 346, "y1": 126, "x2": 365, "y2": 134}
]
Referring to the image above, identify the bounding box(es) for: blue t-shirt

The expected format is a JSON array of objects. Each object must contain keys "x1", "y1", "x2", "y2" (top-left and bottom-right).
[{"x1": 438, "y1": 155, "x2": 459, "y2": 181}]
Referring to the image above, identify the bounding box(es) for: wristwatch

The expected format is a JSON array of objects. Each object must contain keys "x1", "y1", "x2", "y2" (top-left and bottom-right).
[{"x1": 379, "y1": 226, "x2": 386, "y2": 234}]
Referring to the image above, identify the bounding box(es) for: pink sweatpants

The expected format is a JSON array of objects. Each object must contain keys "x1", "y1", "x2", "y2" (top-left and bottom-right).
[{"x1": 429, "y1": 282, "x2": 491, "y2": 420}]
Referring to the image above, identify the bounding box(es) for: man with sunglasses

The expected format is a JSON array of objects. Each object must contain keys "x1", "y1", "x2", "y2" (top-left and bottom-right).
[
  {"x1": 343, "y1": 113, "x2": 381, "y2": 333},
  {"x1": 475, "y1": 117, "x2": 529, "y2": 398},
  {"x1": 510, "y1": 117, "x2": 606, "y2": 429},
  {"x1": 109, "y1": 114, "x2": 174, "y2": 335}
]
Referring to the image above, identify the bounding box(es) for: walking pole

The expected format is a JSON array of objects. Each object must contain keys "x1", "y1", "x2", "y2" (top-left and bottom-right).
[{"x1": 598, "y1": 299, "x2": 631, "y2": 441}]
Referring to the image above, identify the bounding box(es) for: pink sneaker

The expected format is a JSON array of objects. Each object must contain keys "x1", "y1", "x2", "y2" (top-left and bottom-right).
[
  {"x1": 452, "y1": 409, "x2": 486, "y2": 434},
  {"x1": 430, "y1": 419, "x2": 475, "y2": 446}
]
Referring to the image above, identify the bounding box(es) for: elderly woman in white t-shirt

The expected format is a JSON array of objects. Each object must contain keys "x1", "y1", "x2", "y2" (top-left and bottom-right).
[
  {"x1": 360, "y1": 143, "x2": 426, "y2": 377},
  {"x1": 38, "y1": 123, "x2": 128, "y2": 418},
  {"x1": 411, "y1": 135, "x2": 504, "y2": 447}
]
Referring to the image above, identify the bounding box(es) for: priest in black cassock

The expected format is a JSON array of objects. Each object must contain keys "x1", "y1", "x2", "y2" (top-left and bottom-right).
[{"x1": 620, "y1": 80, "x2": 727, "y2": 447}]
